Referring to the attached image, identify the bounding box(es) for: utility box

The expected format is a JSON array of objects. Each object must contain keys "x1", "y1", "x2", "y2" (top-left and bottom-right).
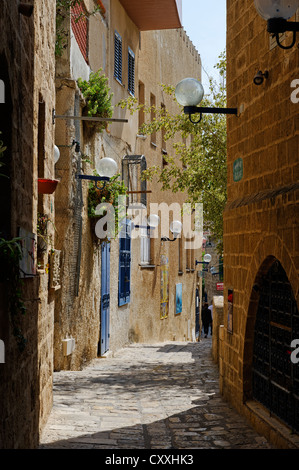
[{"x1": 62, "y1": 338, "x2": 75, "y2": 356}]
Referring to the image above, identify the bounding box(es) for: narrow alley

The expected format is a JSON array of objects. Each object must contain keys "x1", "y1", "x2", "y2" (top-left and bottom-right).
[{"x1": 39, "y1": 338, "x2": 273, "y2": 450}]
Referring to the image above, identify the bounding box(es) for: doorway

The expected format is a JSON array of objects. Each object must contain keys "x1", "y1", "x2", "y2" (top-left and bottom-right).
[
  {"x1": 98, "y1": 241, "x2": 110, "y2": 356},
  {"x1": 252, "y1": 259, "x2": 299, "y2": 432}
]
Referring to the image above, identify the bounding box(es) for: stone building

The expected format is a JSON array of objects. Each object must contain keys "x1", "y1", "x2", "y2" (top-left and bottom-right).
[
  {"x1": 221, "y1": 0, "x2": 299, "y2": 448},
  {"x1": 0, "y1": 0, "x2": 56, "y2": 449},
  {"x1": 53, "y1": 0, "x2": 203, "y2": 371}
]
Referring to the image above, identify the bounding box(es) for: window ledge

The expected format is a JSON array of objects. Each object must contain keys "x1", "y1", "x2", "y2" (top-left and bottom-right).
[
  {"x1": 139, "y1": 264, "x2": 156, "y2": 269},
  {"x1": 114, "y1": 76, "x2": 124, "y2": 87},
  {"x1": 178, "y1": 270, "x2": 184, "y2": 275}
]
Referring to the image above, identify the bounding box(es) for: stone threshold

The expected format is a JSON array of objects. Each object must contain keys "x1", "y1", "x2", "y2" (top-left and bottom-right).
[{"x1": 245, "y1": 399, "x2": 299, "y2": 449}]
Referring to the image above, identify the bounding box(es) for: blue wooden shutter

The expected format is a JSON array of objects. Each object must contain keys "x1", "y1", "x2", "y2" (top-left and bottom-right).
[
  {"x1": 128, "y1": 47, "x2": 135, "y2": 96},
  {"x1": 118, "y1": 221, "x2": 131, "y2": 306},
  {"x1": 114, "y1": 31, "x2": 122, "y2": 83}
]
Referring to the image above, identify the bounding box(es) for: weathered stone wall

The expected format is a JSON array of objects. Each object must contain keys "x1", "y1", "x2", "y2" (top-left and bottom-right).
[
  {"x1": 53, "y1": 1, "x2": 203, "y2": 368},
  {"x1": 211, "y1": 296, "x2": 224, "y2": 364},
  {"x1": 128, "y1": 28, "x2": 202, "y2": 345},
  {"x1": 223, "y1": 0, "x2": 299, "y2": 443},
  {"x1": 0, "y1": 0, "x2": 56, "y2": 448}
]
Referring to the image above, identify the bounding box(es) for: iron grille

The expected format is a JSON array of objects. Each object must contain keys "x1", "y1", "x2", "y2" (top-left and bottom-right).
[{"x1": 252, "y1": 260, "x2": 299, "y2": 432}]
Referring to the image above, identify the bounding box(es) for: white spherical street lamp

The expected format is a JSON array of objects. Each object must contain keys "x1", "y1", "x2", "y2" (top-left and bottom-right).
[
  {"x1": 96, "y1": 157, "x2": 118, "y2": 178},
  {"x1": 175, "y1": 78, "x2": 204, "y2": 107}
]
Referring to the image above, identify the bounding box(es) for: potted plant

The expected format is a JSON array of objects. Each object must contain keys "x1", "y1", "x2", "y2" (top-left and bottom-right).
[
  {"x1": 78, "y1": 69, "x2": 113, "y2": 132},
  {"x1": 38, "y1": 178, "x2": 59, "y2": 194},
  {"x1": 88, "y1": 174, "x2": 127, "y2": 242}
]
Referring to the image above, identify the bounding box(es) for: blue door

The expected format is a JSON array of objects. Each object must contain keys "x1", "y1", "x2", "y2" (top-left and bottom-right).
[{"x1": 99, "y1": 241, "x2": 110, "y2": 355}]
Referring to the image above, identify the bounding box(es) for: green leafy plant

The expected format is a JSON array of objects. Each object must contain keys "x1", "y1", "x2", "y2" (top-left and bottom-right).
[
  {"x1": 88, "y1": 175, "x2": 127, "y2": 240},
  {"x1": 0, "y1": 237, "x2": 27, "y2": 352},
  {"x1": 78, "y1": 69, "x2": 113, "y2": 132}
]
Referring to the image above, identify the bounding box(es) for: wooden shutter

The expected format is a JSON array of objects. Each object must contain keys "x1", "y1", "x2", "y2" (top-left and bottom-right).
[
  {"x1": 118, "y1": 221, "x2": 131, "y2": 306},
  {"x1": 114, "y1": 31, "x2": 122, "y2": 83},
  {"x1": 128, "y1": 47, "x2": 135, "y2": 96}
]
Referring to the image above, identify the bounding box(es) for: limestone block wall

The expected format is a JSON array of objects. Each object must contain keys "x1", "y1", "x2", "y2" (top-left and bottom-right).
[
  {"x1": 211, "y1": 296, "x2": 224, "y2": 364},
  {"x1": 223, "y1": 0, "x2": 299, "y2": 427},
  {"x1": 0, "y1": 0, "x2": 56, "y2": 448}
]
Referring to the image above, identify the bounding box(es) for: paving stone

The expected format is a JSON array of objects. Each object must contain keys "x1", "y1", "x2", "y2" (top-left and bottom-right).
[{"x1": 39, "y1": 339, "x2": 274, "y2": 449}]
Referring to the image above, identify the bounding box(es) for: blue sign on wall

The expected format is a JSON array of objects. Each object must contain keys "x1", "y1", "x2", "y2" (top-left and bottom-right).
[{"x1": 233, "y1": 158, "x2": 243, "y2": 182}]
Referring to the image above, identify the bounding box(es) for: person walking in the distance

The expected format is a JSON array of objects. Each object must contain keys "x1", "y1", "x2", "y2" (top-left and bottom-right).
[{"x1": 202, "y1": 302, "x2": 212, "y2": 338}]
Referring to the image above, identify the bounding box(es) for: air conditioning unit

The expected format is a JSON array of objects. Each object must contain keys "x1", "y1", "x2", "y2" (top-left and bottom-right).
[{"x1": 62, "y1": 338, "x2": 75, "y2": 356}]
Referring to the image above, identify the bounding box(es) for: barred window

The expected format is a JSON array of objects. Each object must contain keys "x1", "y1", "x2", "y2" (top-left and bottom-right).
[
  {"x1": 128, "y1": 47, "x2": 135, "y2": 96},
  {"x1": 114, "y1": 31, "x2": 122, "y2": 83}
]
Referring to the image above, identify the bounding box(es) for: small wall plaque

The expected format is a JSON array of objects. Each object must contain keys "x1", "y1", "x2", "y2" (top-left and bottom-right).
[{"x1": 233, "y1": 158, "x2": 243, "y2": 182}]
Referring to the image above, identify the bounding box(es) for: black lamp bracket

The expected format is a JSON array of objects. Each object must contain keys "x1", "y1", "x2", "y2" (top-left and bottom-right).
[
  {"x1": 75, "y1": 174, "x2": 110, "y2": 189},
  {"x1": 184, "y1": 105, "x2": 238, "y2": 124},
  {"x1": 267, "y1": 18, "x2": 299, "y2": 49},
  {"x1": 161, "y1": 235, "x2": 179, "y2": 242}
]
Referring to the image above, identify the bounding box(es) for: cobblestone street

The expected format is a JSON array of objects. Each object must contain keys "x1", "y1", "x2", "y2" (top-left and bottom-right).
[{"x1": 39, "y1": 338, "x2": 274, "y2": 450}]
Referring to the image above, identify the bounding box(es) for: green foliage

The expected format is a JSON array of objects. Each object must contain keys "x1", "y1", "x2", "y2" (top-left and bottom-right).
[
  {"x1": 0, "y1": 237, "x2": 27, "y2": 352},
  {"x1": 78, "y1": 69, "x2": 113, "y2": 132},
  {"x1": 119, "y1": 52, "x2": 227, "y2": 253},
  {"x1": 88, "y1": 175, "x2": 127, "y2": 239}
]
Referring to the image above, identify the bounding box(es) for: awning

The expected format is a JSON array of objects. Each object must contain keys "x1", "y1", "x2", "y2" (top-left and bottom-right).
[{"x1": 118, "y1": 0, "x2": 182, "y2": 31}]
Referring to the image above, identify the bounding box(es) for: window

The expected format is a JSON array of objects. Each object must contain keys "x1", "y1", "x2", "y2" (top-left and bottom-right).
[
  {"x1": 128, "y1": 47, "x2": 135, "y2": 96},
  {"x1": 150, "y1": 93, "x2": 156, "y2": 147},
  {"x1": 122, "y1": 155, "x2": 147, "y2": 208},
  {"x1": 138, "y1": 81, "x2": 145, "y2": 131},
  {"x1": 161, "y1": 103, "x2": 166, "y2": 154},
  {"x1": 114, "y1": 31, "x2": 122, "y2": 83},
  {"x1": 118, "y1": 221, "x2": 131, "y2": 306},
  {"x1": 140, "y1": 223, "x2": 150, "y2": 265},
  {"x1": 178, "y1": 236, "x2": 183, "y2": 274}
]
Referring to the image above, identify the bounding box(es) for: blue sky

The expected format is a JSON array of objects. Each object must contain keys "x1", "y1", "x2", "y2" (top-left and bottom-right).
[{"x1": 181, "y1": 0, "x2": 227, "y2": 92}]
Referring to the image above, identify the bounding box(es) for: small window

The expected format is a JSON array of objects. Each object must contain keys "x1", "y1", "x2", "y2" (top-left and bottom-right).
[
  {"x1": 138, "y1": 81, "x2": 145, "y2": 131},
  {"x1": 114, "y1": 31, "x2": 122, "y2": 83},
  {"x1": 140, "y1": 223, "x2": 150, "y2": 265},
  {"x1": 150, "y1": 93, "x2": 156, "y2": 148},
  {"x1": 128, "y1": 47, "x2": 135, "y2": 96}
]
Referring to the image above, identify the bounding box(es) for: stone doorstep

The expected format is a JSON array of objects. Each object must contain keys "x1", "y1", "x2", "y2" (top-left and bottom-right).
[{"x1": 245, "y1": 400, "x2": 299, "y2": 449}]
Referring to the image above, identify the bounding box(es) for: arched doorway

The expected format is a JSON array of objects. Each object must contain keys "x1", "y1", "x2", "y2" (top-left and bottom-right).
[{"x1": 252, "y1": 259, "x2": 299, "y2": 432}]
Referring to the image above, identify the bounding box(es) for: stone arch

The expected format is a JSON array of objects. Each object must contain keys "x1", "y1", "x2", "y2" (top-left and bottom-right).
[{"x1": 241, "y1": 234, "x2": 299, "y2": 401}]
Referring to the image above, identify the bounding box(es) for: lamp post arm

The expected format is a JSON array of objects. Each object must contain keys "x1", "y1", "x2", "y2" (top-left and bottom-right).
[{"x1": 184, "y1": 106, "x2": 238, "y2": 116}]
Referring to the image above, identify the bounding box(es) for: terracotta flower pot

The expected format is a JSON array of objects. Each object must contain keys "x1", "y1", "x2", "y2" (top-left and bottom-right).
[{"x1": 38, "y1": 179, "x2": 59, "y2": 194}]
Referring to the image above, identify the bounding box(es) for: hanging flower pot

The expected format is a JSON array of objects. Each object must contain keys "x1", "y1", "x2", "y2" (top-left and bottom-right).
[{"x1": 38, "y1": 178, "x2": 59, "y2": 194}]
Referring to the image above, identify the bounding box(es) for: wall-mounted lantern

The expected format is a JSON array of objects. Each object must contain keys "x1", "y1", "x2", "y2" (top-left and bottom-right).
[
  {"x1": 76, "y1": 156, "x2": 118, "y2": 187},
  {"x1": 54, "y1": 145, "x2": 60, "y2": 164},
  {"x1": 175, "y1": 78, "x2": 238, "y2": 124},
  {"x1": 253, "y1": 70, "x2": 269, "y2": 85},
  {"x1": 254, "y1": 0, "x2": 299, "y2": 49},
  {"x1": 161, "y1": 220, "x2": 182, "y2": 242}
]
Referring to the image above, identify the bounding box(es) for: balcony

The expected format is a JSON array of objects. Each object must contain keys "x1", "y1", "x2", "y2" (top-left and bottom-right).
[{"x1": 119, "y1": 0, "x2": 182, "y2": 31}]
